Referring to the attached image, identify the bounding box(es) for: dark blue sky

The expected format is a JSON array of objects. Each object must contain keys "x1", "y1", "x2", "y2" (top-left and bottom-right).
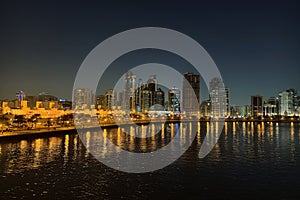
[{"x1": 0, "y1": 1, "x2": 299, "y2": 105}]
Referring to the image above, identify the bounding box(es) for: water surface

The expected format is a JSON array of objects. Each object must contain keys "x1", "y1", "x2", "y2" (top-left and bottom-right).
[{"x1": 0, "y1": 122, "x2": 299, "y2": 199}]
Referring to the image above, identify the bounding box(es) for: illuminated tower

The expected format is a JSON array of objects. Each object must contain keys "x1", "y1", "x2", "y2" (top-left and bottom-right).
[
  {"x1": 168, "y1": 87, "x2": 181, "y2": 112},
  {"x1": 15, "y1": 90, "x2": 26, "y2": 108},
  {"x1": 154, "y1": 88, "x2": 165, "y2": 110},
  {"x1": 225, "y1": 88, "x2": 231, "y2": 117},
  {"x1": 123, "y1": 71, "x2": 136, "y2": 112},
  {"x1": 251, "y1": 95, "x2": 263, "y2": 117},
  {"x1": 105, "y1": 89, "x2": 116, "y2": 110},
  {"x1": 209, "y1": 77, "x2": 226, "y2": 117},
  {"x1": 183, "y1": 72, "x2": 200, "y2": 114},
  {"x1": 73, "y1": 88, "x2": 94, "y2": 110}
]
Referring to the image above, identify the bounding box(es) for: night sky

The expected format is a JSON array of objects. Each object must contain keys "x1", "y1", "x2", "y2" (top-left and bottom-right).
[{"x1": 0, "y1": 1, "x2": 299, "y2": 105}]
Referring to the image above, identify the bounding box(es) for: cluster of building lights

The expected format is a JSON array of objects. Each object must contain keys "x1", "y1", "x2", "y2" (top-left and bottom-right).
[{"x1": 1, "y1": 73, "x2": 299, "y2": 131}]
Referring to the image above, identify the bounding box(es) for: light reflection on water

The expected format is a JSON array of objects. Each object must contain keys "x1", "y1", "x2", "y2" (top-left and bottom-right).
[{"x1": 0, "y1": 122, "x2": 299, "y2": 199}]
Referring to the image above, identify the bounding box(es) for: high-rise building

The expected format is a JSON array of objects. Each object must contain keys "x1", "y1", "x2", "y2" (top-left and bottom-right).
[
  {"x1": 141, "y1": 87, "x2": 152, "y2": 113},
  {"x1": 296, "y1": 96, "x2": 300, "y2": 116},
  {"x1": 251, "y1": 95, "x2": 263, "y2": 117},
  {"x1": 263, "y1": 97, "x2": 278, "y2": 116},
  {"x1": 147, "y1": 75, "x2": 157, "y2": 106},
  {"x1": 25, "y1": 96, "x2": 36, "y2": 109},
  {"x1": 154, "y1": 88, "x2": 165, "y2": 110},
  {"x1": 104, "y1": 89, "x2": 116, "y2": 110},
  {"x1": 168, "y1": 87, "x2": 181, "y2": 112},
  {"x1": 123, "y1": 71, "x2": 136, "y2": 111},
  {"x1": 95, "y1": 95, "x2": 106, "y2": 110},
  {"x1": 225, "y1": 88, "x2": 231, "y2": 117},
  {"x1": 279, "y1": 89, "x2": 295, "y2": 116},
  {"x1": 183, "y1": 72, "x2": 200, "y2": 114},
  {"x1": 134, "y1": 80, "x2": 146, "y2": 112},
  {"x1": 15, "y1": 91, "x2": 26, "y2": 108},
  {"x1": 209, "y1": 77, "x2": 226, "y2": 117},
  {"x1": 288, "y1": 89, "x2": 298, "y2": 115},
  {"x1": 16, "y1": 91, "x2": 26, "y2": 101},
  {"x1": 73, "y1": 88, "x2": 94, "y2": 110}
]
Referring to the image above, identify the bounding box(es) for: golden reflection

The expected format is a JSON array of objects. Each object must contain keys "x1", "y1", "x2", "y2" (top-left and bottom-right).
[
  {"x1": 242, "y1": 122, "x2": 246, "y2": 134},
  {"x1": 151, "y1": 124, "x2": 157, "y2": 151},
  {"x1": 269, "y1": 122, "x2": 273, "y2": 135},
  {"x1": 180, "y1": 123, "x2": 183, "y2": 138},
  {"x1": 210, "y1": 122, "x2": 214, "y2": 137},
  {"x1": 261, "y1": 122, "x2": 265, "y2": 135},
  {"x1": 117, "y1": 127, "x2": 122, "y2": 147},
  {"x1": 74, "y1": 136, "x2": 78, "y2": 149},
  {"x1": 102, "y1": 129, "x2": 108, "y2": 156},
  {"x1": 233, "y1": 122, "x2": 236, "y2": 134},
  {"x1": 251, "y1": 122, "x2": 254, "y2": 134},
  {"x1": 48, "y1": 137, "x2": 56, "y2": 150},
  {"x1": 290, "y1": 122, "x2": 294, "y2": 140},
  {"x1": 151, "y1": 124, "x2": 155, "y2": 139},
  {"x1": 35, "y1": 138, "x2": 43, "y2": 151},
  {"x1": 33, "y1": 138, "x2": 44, "y2": 168},
  {"x1": 141, "y1": 125, "x2": 147, "y2": 151},
  {"x1": 276, "y1": 123, "x2": 279, "y2": 137},
  {"x1": 197, "y1": 122, "x2": 201, "y2": 141},
  {"x1": 161, "y1": 123, "x2": 165, "y2": 139},
  {"x1": 225, "y1": 122, "x2": 228, "y2": 135},
  {"x1": 47, "y1": 137, "x2": 62, "y2": 163},
  {"x1": 206, "y1": 122, "x2": 210, "y2": 134},
  {"x1": 129, "y1": 127, "x2": 135, "y2": 151},
  {"x1": 64, "y1": 135, "x2": 69, "y2": 165},
  {"x1": 257, "y1": 124, "x2": 261, "y2": 135},
  {"x1": 170, "y1": 123, "x2": 174, "y2": 138},
  {"x1": 71, "y1": 135, "x2": 77, "y2": 159},
  {"x1": 20, "y1": 140, "x2": 27, "y2": 150},
  {"x1": 181, "y1": 123, "x2": 185, "y2": 145},
  {"x1": 86, "y1": 131, "x2": 91, "y2": 150},
  {"x1": 130, "y1": 126, "x2": 135, "y2": 137}
]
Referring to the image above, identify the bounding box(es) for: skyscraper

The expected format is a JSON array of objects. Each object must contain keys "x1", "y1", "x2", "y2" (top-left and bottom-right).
[
  {"x1": 264, "y1": 97, "x2": 278, "y2": 116},
  {"x1": 14, "y1": 91, "x2": 26, "y2": 109},
  {"x1": 16, "y1": 90, "x2": 26, "y2": 101},
  {"x1": 278, "y1": 89, "x2": 296, "y2": 116},
  {"x1": 104, "y1": 89, "x2": 116, "y2": 111},
  {"x1": 95, "y1": 95, "x2": 105, "y2": 110},
  {"x1": 141, "y1": 87, "x2": 152, "y2": 113},
  {"x1": 154, "y1": 88, "x2": 165, "y2": 110},
  {"x1": 123, "y1": 71, "x2": 136, "y2": 111},
  {"x1": 147, "y1": 75, "x2": 157, "y2": 108},
  {"x1": 73, "y1": 88, "x2": 94, "y2": 110},
  {"x1": 225, "y1": 88, "x2": 231, "y2": 117},
  {"x1": 25, "y1": 96, "x2": 36, "y2": 109},
  {"x1": 251, "y1": 95, "x2": 263, "y2": 117},
  {"x1": 183, "y1": 72, "x2": 200, "y2": 114},
  {"x1": 209, "y1": 77, "x2": 226, "y2": 117},
  {"x1": 168, "y1": 87, "x2": 181, "y2": 112}
]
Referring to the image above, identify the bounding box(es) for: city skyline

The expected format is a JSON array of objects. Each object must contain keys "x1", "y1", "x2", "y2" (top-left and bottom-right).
[
  {"x1": 2, "y1": 71, "x2": 300, "y2": 118},
  {"x1": 1, "y1": 1, "x2": 300, "y2": 105},
  {"x1": 1, "y1": 2, "x2": 300, "y2": 199}
]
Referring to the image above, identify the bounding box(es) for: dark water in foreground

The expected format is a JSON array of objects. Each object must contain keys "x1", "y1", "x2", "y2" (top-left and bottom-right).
[{"x1": 0, "y1": 122, "x2": 300, "y2": 199}]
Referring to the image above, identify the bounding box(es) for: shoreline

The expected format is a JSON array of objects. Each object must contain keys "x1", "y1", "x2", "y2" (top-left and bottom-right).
[{"x1": 0, "y1": 119, "x2": 299, "y2": 139}]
